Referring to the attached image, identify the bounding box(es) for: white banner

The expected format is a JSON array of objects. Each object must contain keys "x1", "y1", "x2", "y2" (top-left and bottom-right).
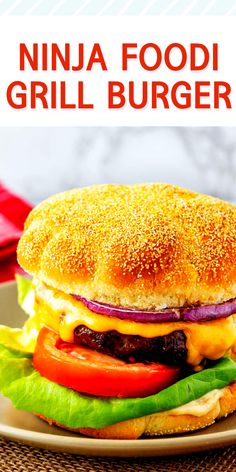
[{"x1": 0, "y1": 16, "x2": 235, "y2": 126}]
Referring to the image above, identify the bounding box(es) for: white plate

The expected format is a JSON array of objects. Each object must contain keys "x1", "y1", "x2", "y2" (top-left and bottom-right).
[{"x1": 0, "y1": 281, "x2": 235, "y2": 457}]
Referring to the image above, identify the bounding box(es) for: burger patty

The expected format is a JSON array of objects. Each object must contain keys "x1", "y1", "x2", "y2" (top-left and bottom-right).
[{"x1": 74, "y1": 326, "x2": 187, "y2": 365}]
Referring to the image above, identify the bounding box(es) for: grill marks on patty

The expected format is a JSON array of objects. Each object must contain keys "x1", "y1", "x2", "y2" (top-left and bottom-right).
[{"x1": 74, "y1": 326, "x2": 187, "y2": 365}]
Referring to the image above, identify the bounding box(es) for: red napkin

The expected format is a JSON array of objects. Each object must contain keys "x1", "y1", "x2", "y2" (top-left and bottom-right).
[{"x1": 0, "y1": 183, "x2": 33, "y2": 283}]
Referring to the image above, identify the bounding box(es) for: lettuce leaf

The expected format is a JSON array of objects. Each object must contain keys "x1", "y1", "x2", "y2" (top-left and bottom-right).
[
  {"x1": 16, "y1": 274, "x2": 34, "y2": 316},
  {"x1": 0, "y1": 343, "x2": 235, "y2": 429},
  {"x1": 0, "y1": 275, "x2": 38, "y2": 353}
]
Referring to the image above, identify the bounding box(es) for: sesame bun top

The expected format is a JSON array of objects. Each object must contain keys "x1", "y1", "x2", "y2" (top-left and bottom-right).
[{"x1": 17, "y1": 183, "x2": 236, "y2": 309}]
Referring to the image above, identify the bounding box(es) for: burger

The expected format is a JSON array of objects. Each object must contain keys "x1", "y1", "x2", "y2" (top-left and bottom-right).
[{"x1": 0, "y1": 183, "x2": 236, "y2": 439}]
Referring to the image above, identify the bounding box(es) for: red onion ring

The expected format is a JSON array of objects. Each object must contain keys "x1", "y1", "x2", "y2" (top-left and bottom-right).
[{"x1": 72, "y1": 294, "x2": 236, "y2": 323}]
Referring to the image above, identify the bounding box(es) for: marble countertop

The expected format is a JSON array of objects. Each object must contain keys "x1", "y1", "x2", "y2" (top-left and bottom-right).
[{"x1": 1, "y1": 127, "x2": 236, "y2": 204}]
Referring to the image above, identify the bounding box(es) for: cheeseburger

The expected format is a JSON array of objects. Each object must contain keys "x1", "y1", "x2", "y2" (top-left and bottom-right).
[{"x1": 0, "y1": 183, "x2": 236, "y2": 439}]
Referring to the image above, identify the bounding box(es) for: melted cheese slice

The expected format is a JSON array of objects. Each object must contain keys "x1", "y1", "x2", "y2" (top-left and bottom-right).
[{"x1": 34, "y1": 281, "x2": 236, "y2": 367}]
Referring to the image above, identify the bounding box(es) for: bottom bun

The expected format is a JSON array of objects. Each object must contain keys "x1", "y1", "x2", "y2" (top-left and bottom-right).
[{"x1": 37, "y1": 381, "x2": 236, "y2": 439}]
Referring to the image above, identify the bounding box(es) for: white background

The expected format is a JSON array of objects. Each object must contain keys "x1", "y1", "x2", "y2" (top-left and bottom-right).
[
  {"x1": 0, "y1": 16, "x2": 235, "y2": 126},
  {"x1": 2, "y1": 127, "x2": 236, "y2": 203}
]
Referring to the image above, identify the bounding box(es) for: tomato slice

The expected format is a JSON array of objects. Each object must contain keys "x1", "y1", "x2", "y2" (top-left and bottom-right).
[{"x1": 33, "y1": 327, "x2": 180, "y2": 398}]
